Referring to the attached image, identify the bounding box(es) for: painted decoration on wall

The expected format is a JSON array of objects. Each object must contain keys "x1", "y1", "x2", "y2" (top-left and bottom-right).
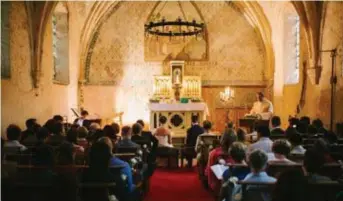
[{"x1": 1, "y1": 2, "x2": 11, "y2": 79}]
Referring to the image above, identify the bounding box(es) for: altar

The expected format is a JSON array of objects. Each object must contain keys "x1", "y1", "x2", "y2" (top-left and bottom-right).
[
  {"x1": 149, "y1": 102, "x2": 208, "y2": 137},
  {"x1": 148, "y1": 61, "x2": 207, "y2": 137}
]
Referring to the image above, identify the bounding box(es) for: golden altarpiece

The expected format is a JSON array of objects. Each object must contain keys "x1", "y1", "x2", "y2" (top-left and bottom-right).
[{"x1": 149, "y1": 61, "x2": 208, "y2": 137}]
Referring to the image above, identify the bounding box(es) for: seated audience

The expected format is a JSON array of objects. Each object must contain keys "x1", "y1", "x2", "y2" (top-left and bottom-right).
[
  {"x1": 303, "y1": 149, "x2": 331, "y2": 182},
  {"x1": 47, "y1": 122, "x2": 66, "y2": 146},
  {"x1": 269, "y1": 139, "x2": 295, "y2": 164},
  {"x1": 270, "y1": 116, "x2": 285, "y2": 135},
  {"x1": 222, "y1": 142, "x2": 249, "y2": 181},
  {"x1": 77, "y1": 126, "x2": 89, "y2": 148},
  {"x1": 99, "y1": 137, "x2": 135, "y2": 193},
  {"x1": 195, "y1": 120, "x2": 215, "y2": 152},
  {"x1": 22, "y1": 123, "x2": 41, "y2": 146},
  {"x1": 131, "y1": 123, "x2": 145, "y2": 143},
  {"x1": 154, "y1": 116, "x2": 173, "y2": 147},
  {"x1": 289, "y1": 133, "x2": 306, "y2": 155},
  {"x1": 285, "y1": 117, "x2": 300, "y2": 135},
  {"x1": 237, "y1": 128, "x2": 250, "y2": 146},
  {"x1": 103, "y1": 124, "x2": 118, "y2": 145},
  {"x1": 272, "y1": 169, "x2": 308, "y2": 201},
  {"x1": 248, "y1": 125, "x2": 273, "y2": 154},
  {"x1": 243, "y1": 149, "x2": 276, "y2": 183},
  {"x1": 206, "y1": 129, "x2": 236, "y2": 192},
  {"x1": 66, "y1": 129, "x2": 84, "y2": 153},
  {"x1": 36, "y1": 127, "x2": 50, "y2": 146},
  {"x1": 307, "y1": 124, "x2": 318, "y2": 136},
  {"x1": 20, "y1": 118, "x2": 38, "y2": 142},
  {"x1": 136, "y1": 119, "x2": 158, "y2": 149},
  {"x1": 32, "y1": 144, "x2": 57, "y2": 183},
  {"x1": 4, "y1": 124, "x2": 27, "y2": 151},
  {"x1": 56, "y1": 142, "x2": 75, "y2": 165},
  {"x1": 111, "y1": 122, "x2": 120, "y2": 137},
  {"x1": 313, "y1": 138, "x2": 335, "y2": 163},
  {"x1": 325, "y1": 130, "x2": 338, "y2": 144},
  {"x1": 117, "y1": 126, "x2": 140, "y2": 149},
  {"x1": 81, "y1": 139, "x2": 130, "y2": 200}
]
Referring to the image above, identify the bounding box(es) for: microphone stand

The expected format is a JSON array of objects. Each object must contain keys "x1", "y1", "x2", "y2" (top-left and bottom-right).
[{"x1": 320, "y1": 49, "x2": 337, "y2": 131}]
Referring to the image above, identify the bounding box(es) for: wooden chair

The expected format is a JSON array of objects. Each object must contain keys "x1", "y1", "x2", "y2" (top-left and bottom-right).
[
  {"x1": 266, "y1": 163, "x2": 303, "y2": 178},
  {"x1": 318, "y1": 163, "x2": 342, "y2": 180},
  {"x1": 156, "y1": 146, "x2": 179, "y2": 168},
  {"x1": 238, "y1": 181, "x2": 275, "y2": 201},
  {"x1": 270, "y1": 135, "x2": 287, "y2": 140},
  {"x1": 288, "y1": 154, "x2": 304, "y2": 163}
]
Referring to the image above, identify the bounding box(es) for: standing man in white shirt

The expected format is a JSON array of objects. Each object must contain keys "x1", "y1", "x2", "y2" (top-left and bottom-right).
[
  {"x1": 248, "y1": 125, "x2": 273, "y2": 155},
  {"x1": 74, "y1": 110, "x2": 89, "y2": 127},
  {"x1": 249, "y1": 92, "x2": 273, "y2": 120}
]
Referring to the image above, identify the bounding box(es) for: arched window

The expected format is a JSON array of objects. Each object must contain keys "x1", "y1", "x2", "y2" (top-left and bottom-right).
[
  {"x1": 52, "y1": 3, "x2": 69, "y2": 84},
  {"x1": 284, "y1": 8, "x2": 300, "y2": 85},
  {"x1": 1, "y1": 1, "x2": 11, "y2": 79}
]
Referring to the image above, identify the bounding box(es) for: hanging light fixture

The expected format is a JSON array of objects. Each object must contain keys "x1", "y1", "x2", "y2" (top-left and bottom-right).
[
  {"x1": 220, "y1": 87, "x2": 235, "y2": 102},
  {"x1": 145, "y1": 2, "x2": 205, "y2": 41}
]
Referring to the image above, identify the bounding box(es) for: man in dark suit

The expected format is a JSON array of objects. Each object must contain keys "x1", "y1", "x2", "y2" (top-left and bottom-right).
[
  {"x1": 117, "y1": 126, "x2": 140, "y2": 149},
  {"x1": 185, "y1": 115, "x2": 204, "y2": 168},
  {"x1": 20, "y1": 118, "x2": 38, "y2": 143},
  {"x1": 131, "y1": 123, "x2": 145, "y2": 143},
  {"x1": 270, "y1": 116, "x2": 285, "y2": 135},
  {"x1": 136, "y1": 120, "x2": 158, "y2": 149}
]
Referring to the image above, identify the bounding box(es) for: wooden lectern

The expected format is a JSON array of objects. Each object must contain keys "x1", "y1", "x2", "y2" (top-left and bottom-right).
[{"x1": 239, "y1": 118, "x2": 269, "y2": 133}]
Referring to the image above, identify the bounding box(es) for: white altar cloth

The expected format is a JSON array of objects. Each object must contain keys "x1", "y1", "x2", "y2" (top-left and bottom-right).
[{"x1": 149, "y1": 102, "x2": 209, "y2": 115}]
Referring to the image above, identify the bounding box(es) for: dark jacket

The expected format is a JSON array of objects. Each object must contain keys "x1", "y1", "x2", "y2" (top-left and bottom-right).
[
  {"x1": 116, "y1": 138, "x2": 140, "y2": 149},
  {"x1": 271, "y1": 127, "x2": 285, "y2": 136},
  {"x1": 186, "y1": 124, "x2": 204, "y2": 147},
  {"x1": 142, "y1": 131, "x2": 158, "y2": 149}
]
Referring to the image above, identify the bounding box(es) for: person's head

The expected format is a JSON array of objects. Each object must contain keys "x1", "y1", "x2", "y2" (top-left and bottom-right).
[
  {"x1": 313, "y1": 138, "x2": 330, "y2": 154},
  {"x1": 312, "y1": 118, "x2": 323, "y2": 129},
  {"x1": 256, "y1": 125, "x2": 270, "y2": 138},
  {"x1": 273, "y1": 169, "x2": 307, "y2": 201},
  {"x1": 6, "y1": 124, "x2": 22, "y2": 141},
  {"x1": 221, "y1": 129, "x2": 237, "y2": 152},
  {"x1": 132, "y1": 123, "x2": 142, "y2": 136},
  {"x1": 67, "y1": 129, "x2": 78, "y2": 144},
  {"x1": 159, "y1": 116, "x2": 167, "y2": 125},
  {"x1": 249, "y1": 149, "x2": 268, "y2": 173},
  {"x1": 77, "y1": 126, "x2": 88, "y2": 139},
  {"x1": 288, "y1": 117, "x2": 300, "y2": 128},
  {"x1": 237, "y1": 128, "x2": 247, "y2": 142},
  {"x1": 300, "y1": 116, "x2": 311, "y2": 126},
  {"x1": 307, "y1": 125, "x2": 317, "y2": 135},
  {"x1": 98, "y1": 136, "x2": 114, "y2": 153},
  {"x1": 191, "y1": 115, "x2": 199, "y2": 124},
  {"x1": 256, "y1": 92, "x2": 264, "y2": 102},
  {"x1": 136, "y1": 119, "x2": 145, "y2": 128},
  {"x1": 229, "y1": 142, "x2": 246, "y2": 163},
  {"x1": 89, "y1": 122, "x2": 101, "y2": 132},
  {"x1": 57, "y1": 142, "x2": 74, "y2": 165},
  {"x1": 121, "y1": 126, "x2": 131, "y2": 138},
  {"x1": 296, "y1": 122, "x2": 308, "y2": 134},
  {"x1": 53, "y1": 115, "x2": 64, "y2": 123},
  {"x1": 227, "y1": 122, "x2": 234, "y2": 129},
  {"x1": 52, "y1": 122, "x2": 64, "y2": 135},
  {"x1": 34, "y1": 144, "x2": 55, "y2": 167},
  {"x1": 36, "y1": 127, "x2": 50, "y2": 142},
  {"x1": 81, "y1": 110, "x2": 89, "y2": 119},
  {"x1": 89, "y1": 139, "x2": 112, "y2": 170},
  {"x1": 44, "y1": 119, "x2": 56, "y2": 133},
  {"x1": 111, "y1": 123, "x2": 120, "y2": 135},
  {"x1": 103, "y1": 125, "x2": 117, "y2": 142},
  {"x1": 289, "y1": 133, "x2": 302, "y2": 147},
  {"x1": 25, "y1": 118, "x2": 37, "y2": 130},
  {"x1": 272, "y1": 139, "x2": 291, "y2": 157},
  {"x1": 271, "y1": 116, "x2": 281, "y2": 128},
  {"x1": 303, "y1": 148, "x2": 325, "y2": 174},
  {"x1": 203, "y1": 120, "x2": 212, "y2": 131}
]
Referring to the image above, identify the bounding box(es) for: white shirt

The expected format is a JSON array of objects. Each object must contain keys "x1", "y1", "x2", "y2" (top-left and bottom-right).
[
  {"x1": 248, "y1": 137, "x2": 273, "y2": 154},
  {"x1": 4, "y1": 140, "x2": 27, "y2": 152},
  {"x1": 77, "y1": 119, "x2": 84, "y2": 127},
  {"x1": 290, "y1": 145, "x2": 306, "y2": 155},
  {"x1": 250, "y1": 98, "x2": 273, "y2": 119}
]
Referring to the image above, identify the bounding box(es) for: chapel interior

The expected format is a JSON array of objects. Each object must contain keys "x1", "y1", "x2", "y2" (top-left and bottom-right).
[{"x1": 1, "y1": 1, "x2": 343, "y2": 201}]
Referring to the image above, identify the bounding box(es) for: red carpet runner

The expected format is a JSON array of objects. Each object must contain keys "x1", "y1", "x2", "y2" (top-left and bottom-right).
[{"x1": 145, "y1": 168, "x2": 213, "y2": 201}]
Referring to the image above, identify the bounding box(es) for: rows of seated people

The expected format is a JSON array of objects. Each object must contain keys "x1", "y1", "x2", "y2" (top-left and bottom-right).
[
  {"x1": 191, "y1": 116, "x2": 343, "y2": 201},
  {"x1": 1, "y1": 115, "x2": 160, "y2": 201}
]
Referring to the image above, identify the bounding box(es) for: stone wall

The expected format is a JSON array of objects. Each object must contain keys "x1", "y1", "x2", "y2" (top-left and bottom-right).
[
  {"x1": 84, "y1": 1, "x2": 267, "y2": 125},
  {"x1": 1, "y1": 2, "x2": 81, "y2": 135}
]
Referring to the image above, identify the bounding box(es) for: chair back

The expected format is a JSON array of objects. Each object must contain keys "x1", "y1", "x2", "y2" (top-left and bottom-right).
[
  {"x1": 267, "y1": 163, "x2": 302, "y2": 178},
  {"x1": 116, "y1": 147, "x2": 138, "y2": 154},
  {"x1": 239, "y1": 181, "x2": 275, "y2": 201}
]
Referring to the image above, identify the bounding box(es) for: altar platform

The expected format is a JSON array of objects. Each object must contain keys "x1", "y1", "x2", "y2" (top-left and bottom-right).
[{"x1": 149, "y1": 102, "x2": 208, "y2": 137}]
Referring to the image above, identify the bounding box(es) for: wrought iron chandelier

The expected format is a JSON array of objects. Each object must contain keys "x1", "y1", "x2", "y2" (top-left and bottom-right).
[{"x1": 145, "y1": 17, "x2": 205, "y2": 40}]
